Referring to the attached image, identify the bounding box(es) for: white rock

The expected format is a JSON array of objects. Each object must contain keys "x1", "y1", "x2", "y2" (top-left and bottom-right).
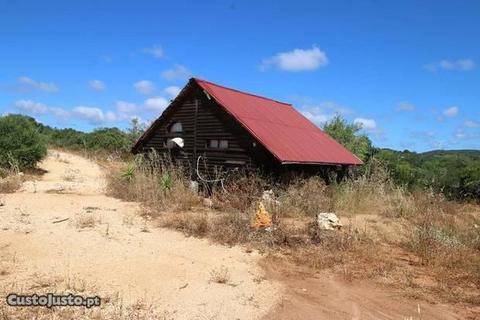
[
  {"x1": 203, "y1": 198, "x2": 213, "y2": 208},
  {"x1": 261, "y1": 190, "x2": 280, "y2": 206},
  {"x1": 316, "y1": 212, "x2": 342, "y2": 230}
]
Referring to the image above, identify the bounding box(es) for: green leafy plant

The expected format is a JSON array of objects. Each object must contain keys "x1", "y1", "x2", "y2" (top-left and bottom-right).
[
  {"x1": 121, "y1": 163, "x2": 136, "y2": 182},
  {"x1": 160, "y1": 173, "x2": 173, "y2": 192}
]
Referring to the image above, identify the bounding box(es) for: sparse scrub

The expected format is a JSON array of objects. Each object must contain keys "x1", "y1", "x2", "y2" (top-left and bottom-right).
[
  {"x1": 272, "y1": 176, "x2": 331, "y2": 217},
  {"x1": 0, "y1": 274, "x2": 169, "y2": 320},
  {"x1": 105, "y1": 151, "x2": 480, "y2": 306},
  {"x1": 106, "y1": 150, "x2": 201, "y2": 212},
  {"x1": 0, "y1": 171, "x2": 23, "y2": 193},
  {"x1": 210, "y1": 265, "x2": 231, "y2": 284},
  {"x1": 74, "y1": 212, "x2": 101, "y2": 229},
  {"x1": 211, "y1": 169, "x2": 268, "y2": 212}
]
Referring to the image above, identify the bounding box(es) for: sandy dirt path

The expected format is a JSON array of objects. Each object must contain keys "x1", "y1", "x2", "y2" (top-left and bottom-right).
[{"x1": 0, "y1": 151, "x2": 280, "y2": 319}]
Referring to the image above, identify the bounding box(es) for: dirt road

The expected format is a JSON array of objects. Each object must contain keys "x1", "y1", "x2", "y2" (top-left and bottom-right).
[{"x1": 0, "y1": 151, "x2": 280, "y2": 319}]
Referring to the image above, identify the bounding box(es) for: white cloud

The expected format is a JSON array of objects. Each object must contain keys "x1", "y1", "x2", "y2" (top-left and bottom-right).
[
  {"x1": 302, "y1": 108, "x2": 331, "y2": 126},
  {"x1": 116, "y1": 100, "x2": 137, "y2": 113},
  {"x1": 318, "y1": 101, "x2": 353, "y2": 116},
  {"x1": 17, "y1": 76, "x2": 58, "y2": 92},
  {"x1": 465, "y1": 119, "x2": 480, "y2": 128},
  {"x1": 134, "y1": 80, "x2": 155, "y2": 95},
  {"x1": 453, "y1": 128, "x2": 480, "y2": 142},
  {"x1": 88, "y1": 80, "x2": 106, "y2": 91},
  {"x1": 15, "y1": 99, "x2": 48, "y2": 114},
  {"x1": 145, "y1": 97, "x2": 169, "y2": 112},
  {"x1": 143, "y1": 45, "x2": 164, "y2": 58},
  {"x1": 261, "y1": 46, "x2": 328, "y2": 72},
  {"x1": 73, "y1": 106, "x2": 117, "y2": 124},
  {"x1": 442, "y1": 106, "x2": 459, "y2": 118},
  {"x1": 424, "y1": 59, "x2": 475, "y2": 72},
  {"x1": 354, "y1": 118, "x2": 377, "y2": 130},
  {"x1": 164, "y1": 86, "x2": 181, "y2": 99},
  {"x1": 161, "y1": 65, "x2": 191, "y2": 81},
  {"x1": 50, "y1": 107, "x2": 70, "y2": 119},
  {"x1": 396, "y1": 102, "x2": 415, "y2": 112},
  {"x1": 300, "y1": 101, "x2": 354, "y2": 127}
]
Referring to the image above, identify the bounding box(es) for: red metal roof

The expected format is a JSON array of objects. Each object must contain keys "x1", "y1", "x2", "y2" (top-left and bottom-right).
[{"x1": 195, "y1": 78, "x2": 362, "y2": 165}]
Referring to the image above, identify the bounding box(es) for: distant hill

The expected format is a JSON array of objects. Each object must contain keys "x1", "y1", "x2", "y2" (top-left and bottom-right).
[{"x1": 376, "y1": 148, "x2": 480, "y2": 200}]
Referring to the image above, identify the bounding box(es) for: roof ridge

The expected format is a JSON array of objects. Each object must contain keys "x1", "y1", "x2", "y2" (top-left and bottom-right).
[{"x1": 192, "y1": 77, "x2": 292, "y2": 107}]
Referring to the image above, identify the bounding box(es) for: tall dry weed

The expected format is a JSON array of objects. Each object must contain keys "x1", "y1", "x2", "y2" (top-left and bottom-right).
[{"x1": 106, "y1": 150, "x2": 201, "y2": 212}]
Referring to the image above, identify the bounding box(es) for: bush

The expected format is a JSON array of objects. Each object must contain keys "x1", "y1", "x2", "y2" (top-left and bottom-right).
[
  {"x1": 0, "y1": 114, "x2": 47, "y2": 170},
  {"x1": 86, "y1": 127, "x2": 131, "y2": 153}
]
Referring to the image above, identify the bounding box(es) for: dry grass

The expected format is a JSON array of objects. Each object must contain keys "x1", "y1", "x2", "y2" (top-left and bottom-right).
[
  {"x1": 74, "y1": 212, "x2": 101, "y2": 229},
  {"x1": 209, "y1": 265, "x2": 231, "y2": 284},
  {"x1": 105, "y1": 155, "x2": 480, "y2": 306},
  {"x1": 0, "y1": 274, "x2": 172, "y2": 320},
  {"x1": 271, "y1": 177, "x2": 331, "y2": 217},
  {"x1": 0, "y1": 167, "x2": 23, "y2": 193},
  {"x1": 106, "y1": 151, "x2": 201, "y2": 212}
]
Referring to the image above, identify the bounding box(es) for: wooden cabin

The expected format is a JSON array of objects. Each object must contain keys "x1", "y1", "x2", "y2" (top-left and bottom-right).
[{"x1": 132, "y1": 78, "x2": 362, "y2": 181}]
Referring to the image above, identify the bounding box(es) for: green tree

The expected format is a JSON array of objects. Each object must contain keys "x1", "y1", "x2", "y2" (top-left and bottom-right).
[
  {"x1": 0, "y1": 114, "x2": 48, "y2": 170},
  {"x1": 323, "y1": 115, "x2": 373, "y2": 162},
  {"x1": 86, "y1": 127, "x2": 130, "y2": 152},
  {"x1": 126, "y1": 117, "x2": 145, "y2": 147}
]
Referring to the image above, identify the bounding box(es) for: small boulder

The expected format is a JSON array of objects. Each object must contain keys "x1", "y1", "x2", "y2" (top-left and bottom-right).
[
  {"x1": 261, "y1": 190, "x2": 280, "y2": 206},
  {"x1": 316, "y1": 212, "x2": 342, "y2": 230},
  {"x1": 203, "y1": 198, "x2": 213, "y2": 208}
]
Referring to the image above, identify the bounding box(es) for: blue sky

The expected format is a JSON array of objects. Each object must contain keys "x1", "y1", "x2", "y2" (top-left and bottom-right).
[{"x1": 1, "y1": 0, "x2": 479, "y2": 152}]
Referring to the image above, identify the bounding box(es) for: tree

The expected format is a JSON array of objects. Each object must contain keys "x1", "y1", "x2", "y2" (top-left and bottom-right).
[
  {"x1": 126, "y1": 118, "x2": 146, "y2": 147},
  {"x1": 86, "y1": 127, "x2": 130, "y2": 152},
  {"x1": 0, "y1": 114, "x2": 48, "y2": 170},
  {"x1": 323, "y1": 115, "x2": 373, "y2": 162}
]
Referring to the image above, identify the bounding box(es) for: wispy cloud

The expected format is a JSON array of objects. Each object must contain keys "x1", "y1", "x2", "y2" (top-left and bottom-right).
[
  {"x1": 13, "y1": 98, "x2": 145, "y2": 126},
  {"x1": 396, "y1": 102, "x2": 415, "y2": 112},
  {"x1": 442, "y1": 106, "x2": 459, "y2": 118},
  {"x1": 73, "y1": 106, "x2": 117, "y2": 125},
  {"x1": 261, "y1": 46, "x2": 328, "y2": 72},
  {"x1": 301, "y1": 108, "x2": 331, "y2": 126},
  {"x1": 16, "y1": 76, "x2": 58, "y2": 92},
  {"x1": 453, "y1": 128, "x2": 480, "y2": 142},
  {"x1": 464, "y1": 119, "x2": 480, "y2": 128},
  {"x1": 161, "y1": 65, "x2": 191, "y2": 81},
  {"x1": 134, "y1": 80, "x2": 155, "y2": 95},
  {"x1": 88, "y1": 80, "x2": 106, "y2": 91},
  {"x1": 144, "y1": 97, "x2": 169, "y2": 112},
  {"x1": 15, "y1": 99, "x2": 48, "y2": 114},
  {"x1": 142, "y1": 45, "x2": 164, "y2": 58},
  {"x1": 116, "y1": 100, "x2": 137, "y2": 113},
  {"x1": 354, "y1": 118, "x2": 377, "y2": 130},
  {"x1": 299, "y1": 100, "x2": 353, "y2": 127},
  {"x1": 424, "y1": 59, "x2": 475, "y2": 72},
  {"x1": 164, "y1": 86, "x2": 181, "y2": 99},
  {"x1": 410, "y1": 130, "x2": 443, "y2": 149}
]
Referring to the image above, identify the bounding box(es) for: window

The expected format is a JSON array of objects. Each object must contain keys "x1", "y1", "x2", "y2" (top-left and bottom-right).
[
  {"x1": 219, "y1": 140, "x2": 229, "y2": 149},
  {"x1": 208, "y1": 139, "x2": 218, "y2": 148},
  {"x1": 169, "y1": 122, "x2": 183, "y2": 133},
  {"x1": 208, "y1": 139, "x2": 229, "y2": 149}
]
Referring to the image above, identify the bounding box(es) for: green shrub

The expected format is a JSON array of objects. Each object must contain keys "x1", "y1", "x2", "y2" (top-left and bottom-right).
[
  {"x1": 0, "y1": 114, "x2": 47, "y2": 170},
  {"x1": 86, "y1": 127, "x2": 131, "y2": 152}
]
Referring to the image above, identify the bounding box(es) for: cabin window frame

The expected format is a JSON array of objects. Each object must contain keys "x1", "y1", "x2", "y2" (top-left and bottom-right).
[
  {"x1": 168, "y1": 122, "x2": 183, "y2": 133},
  {"x1": 207, "y1": 139, "x2": 229, "y2": 149}
]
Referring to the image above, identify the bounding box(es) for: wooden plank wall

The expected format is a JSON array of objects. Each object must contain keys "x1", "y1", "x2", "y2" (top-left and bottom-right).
[{"x1": 139, "y1": 85, "x2": 276, "y2": 179}]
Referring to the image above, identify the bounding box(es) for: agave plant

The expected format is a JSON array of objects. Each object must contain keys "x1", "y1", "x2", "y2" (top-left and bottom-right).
[
  {"x1": 160, "y1": 173, "x2": 173, "y2": 194},
  {"x1": 120, "y1": 163, "x2": 136, "y2": 182}
]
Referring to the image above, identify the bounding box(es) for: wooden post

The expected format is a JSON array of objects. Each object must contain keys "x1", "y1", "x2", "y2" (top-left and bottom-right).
[{"x1": 192, "y1": 98, "x2": 199, "y2": 180}]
